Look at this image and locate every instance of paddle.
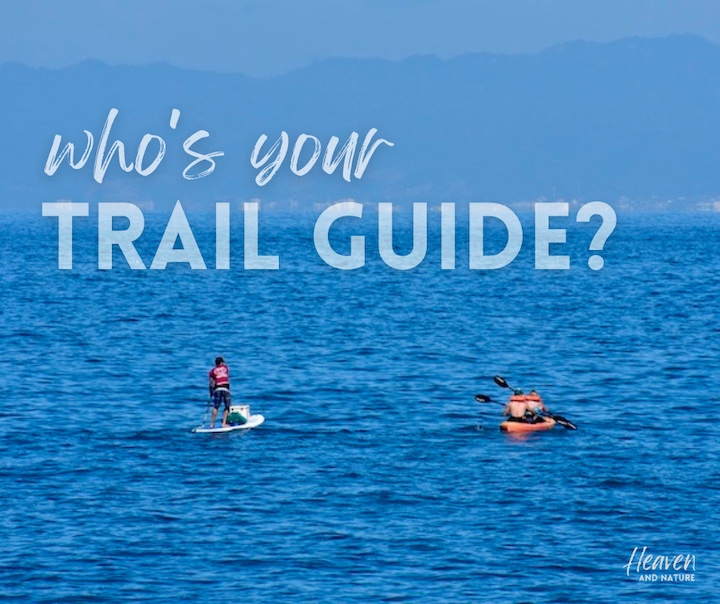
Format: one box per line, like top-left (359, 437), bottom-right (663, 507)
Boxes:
top-left (202, 397), bottom-right (213, 427)
top-left (474, 394), bottom-right (494, 404)
top-left (493, 376), bottom-right (517, 392)
top-left (492, 375), bottom-right (578, 430)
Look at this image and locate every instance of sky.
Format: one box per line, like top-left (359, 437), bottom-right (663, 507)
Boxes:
top-left (2, 0), bottom-right (720, 76)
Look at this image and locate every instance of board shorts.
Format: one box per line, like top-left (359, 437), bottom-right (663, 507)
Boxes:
top-left (212, 387), bottom-right (231, 410)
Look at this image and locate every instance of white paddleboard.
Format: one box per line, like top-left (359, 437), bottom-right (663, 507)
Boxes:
top-left (192, 414), bottom-right (265, 434)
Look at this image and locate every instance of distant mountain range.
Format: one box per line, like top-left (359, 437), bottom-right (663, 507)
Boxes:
top-left (2, 34), bottom-right (720, 211)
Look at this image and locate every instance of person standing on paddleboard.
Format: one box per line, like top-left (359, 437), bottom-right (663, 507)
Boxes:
top-left (209, 356), bottom-right (231, 428)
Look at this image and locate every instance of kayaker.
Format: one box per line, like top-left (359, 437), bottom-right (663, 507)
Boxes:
top-left (525, 390), bottom-right (548, 416)
top-left (503, 390), bottom-right (529, 422)
top-left (209, 356), bottom-right (231, 428)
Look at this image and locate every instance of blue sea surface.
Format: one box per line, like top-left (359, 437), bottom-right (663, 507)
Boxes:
top-left (0, 207), bottom-right (718, 603)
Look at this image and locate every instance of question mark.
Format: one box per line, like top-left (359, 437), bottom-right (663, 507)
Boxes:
top-left (576, 202), bottom-right (617, 270)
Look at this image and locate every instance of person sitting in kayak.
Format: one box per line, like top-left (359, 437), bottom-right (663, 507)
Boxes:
top-left (525, 390), bottom-right (548, 416)
top-left (503, 389), bottom-right (547, 424)
top-left (503, 390), bottom-right (529, 422)
top-left (209, 356), bottom-right (231, 428)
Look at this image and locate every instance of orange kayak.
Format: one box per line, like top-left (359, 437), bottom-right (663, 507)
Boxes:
top-left (500, 417), bottom-right (556, 433)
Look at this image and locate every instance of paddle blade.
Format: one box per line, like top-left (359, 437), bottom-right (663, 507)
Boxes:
top-left (493, 376), bottom-right (510, 389)
top-left (551, 414), bottom-right (578, 430)
top-left (474, 394), bottom-right (492, 403)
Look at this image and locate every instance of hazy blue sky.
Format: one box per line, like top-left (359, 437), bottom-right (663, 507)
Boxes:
top-left (2, 0), bottom-right (720, 75)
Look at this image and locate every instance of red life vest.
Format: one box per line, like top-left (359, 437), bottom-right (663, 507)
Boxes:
top-left (209, 364), bottom-right (230, 387)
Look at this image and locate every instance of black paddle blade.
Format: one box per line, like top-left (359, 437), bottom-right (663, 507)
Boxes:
top-left (493, 376), bottom-right (510, 389)
top-left (551, 414), bottom-right (578, 430)
top-left (474, 394), bottom-right (492, 403)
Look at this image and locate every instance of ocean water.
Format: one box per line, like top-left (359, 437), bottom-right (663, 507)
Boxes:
top-left (0, 207), bottom-right (718, 603)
